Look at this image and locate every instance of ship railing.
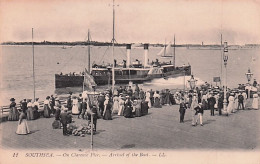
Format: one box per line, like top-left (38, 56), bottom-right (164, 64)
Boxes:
top-left (115, 74), bottom-right (148, 79)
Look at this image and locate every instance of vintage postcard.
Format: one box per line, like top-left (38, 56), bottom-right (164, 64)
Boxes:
top-left (0, 0), bottom-right (260, 163)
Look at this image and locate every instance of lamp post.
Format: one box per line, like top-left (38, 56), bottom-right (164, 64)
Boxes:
top-left (188, 74), bottom-right (197, 91)
top-left (245, 68), bottom-right (253, 99)
top-left (91, 85), bottom-right (96, 150)
top-left (223, 41), bottom-right (228, 115)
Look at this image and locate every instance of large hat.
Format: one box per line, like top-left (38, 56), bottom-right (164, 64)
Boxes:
top-left (10, 98), bottom-right (15, 101)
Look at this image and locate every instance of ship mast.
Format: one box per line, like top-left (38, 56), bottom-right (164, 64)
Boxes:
top-left (83, 29), bottom-right (91, 91)
top-left (32, 28), bottom-right (35, 101)
top-left (173, 34), bottom-right (176, 67)
top-left (164, 39), bottom-right (166, 57)
top-left (88, 29), bottom-right (91, 73)
top-left (112, 0), bottom-right (115, 93)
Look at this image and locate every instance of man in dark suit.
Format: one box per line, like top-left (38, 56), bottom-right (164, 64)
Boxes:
top-left (208, 94), bottom-right (216, 116)
top-left (97, 94), bottom-right (105, 116)
top-left (21, 99), bottom-right (28, 113)
top-left (87, 105), bottom-right (98, 131)
top-left (81, 98), bottom-right (88, 119)
top-left (238, 92), bottom-right (244, 110)
top-left (50, 95), bottom-right (55, 114)
top-left (67, 95), bottom-right (72, 111)
top-left (179, 98), bottom-right (187, 123)
top-left (60, 109), bottom-right (69, 136)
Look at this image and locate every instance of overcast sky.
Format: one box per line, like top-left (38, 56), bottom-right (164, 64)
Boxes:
top-left (0, 0), bottom-right (260, 44)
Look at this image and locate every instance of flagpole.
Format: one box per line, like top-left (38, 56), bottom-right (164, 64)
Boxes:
top-left (220, 33), bottom-right (223, 87)
top-left (32, 28), bottom-right (35, 101)
top-left (112, 0), bottom-right (115, 94)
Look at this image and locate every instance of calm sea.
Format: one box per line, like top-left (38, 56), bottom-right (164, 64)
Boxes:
top-left (1, 45), bottom-right (259, 105)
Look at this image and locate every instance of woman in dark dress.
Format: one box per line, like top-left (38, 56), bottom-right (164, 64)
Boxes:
top-left (43, 96), bottom-right (51, 118)
top-left (164, 89), bottom-right (171, 105)
top-left (8, 98), bottom-right (19, 121)
top-left (169, 93), bottom-right (176, 105)
top-left (103, 97), bottom-right (112, 120)
top-left (32, 98), bottom-right (40, 119)
top-left (141, 100), bottom-right (149, 116)
top-left (124, 96), bottom-right (133, 118)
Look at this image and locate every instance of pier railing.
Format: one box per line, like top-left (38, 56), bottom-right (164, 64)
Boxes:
top-left (0, 99), bottom-right (68, 116)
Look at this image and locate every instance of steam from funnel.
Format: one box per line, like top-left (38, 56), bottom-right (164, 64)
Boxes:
top-left (144, 43), bottom-right (149, 67)
top-left (126, 44), bottom-right (131, 68)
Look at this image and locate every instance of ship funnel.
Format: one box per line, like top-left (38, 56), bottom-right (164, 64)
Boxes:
top-left (126, 44), bottom-right (131, 68)
top-left (144, 43), bottom-right (149, 67)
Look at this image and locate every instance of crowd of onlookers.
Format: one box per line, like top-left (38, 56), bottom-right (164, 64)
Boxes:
top-left (6, 82), bottom-right (259, 135)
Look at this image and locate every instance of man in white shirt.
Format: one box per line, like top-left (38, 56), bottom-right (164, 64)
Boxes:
top-left (242, 91), bottom-right (247, 108)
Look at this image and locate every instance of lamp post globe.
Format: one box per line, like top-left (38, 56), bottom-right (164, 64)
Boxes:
top-left (245, 68), bottom-right (253, 84)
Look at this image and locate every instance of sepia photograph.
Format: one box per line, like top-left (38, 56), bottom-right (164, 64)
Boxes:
top-left (0, 0), bottom-right (260, 163)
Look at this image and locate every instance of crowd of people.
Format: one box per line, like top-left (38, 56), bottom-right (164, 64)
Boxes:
top-left (6, 82), bottom-right (259, 136)
top-left (177, 85), bottom-right (259, 126)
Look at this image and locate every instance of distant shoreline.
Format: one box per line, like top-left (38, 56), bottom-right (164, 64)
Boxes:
top-left (1, 41), bottom-right (260, 48)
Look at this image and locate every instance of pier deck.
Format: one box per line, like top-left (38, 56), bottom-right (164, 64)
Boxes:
top-left (1, 103), bottom-right (259, 150)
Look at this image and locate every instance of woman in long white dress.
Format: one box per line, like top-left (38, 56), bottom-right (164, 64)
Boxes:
top-left (118, 95), bottom-right (125, 116)
top-left (233, 93), bottom-right (238, 112)
top-left (227, 93), bottom-right (234, 114)
top-left (252, 93), bottom-right (259, 110)
top-left (175, 92), bottom-right (180, 104)
top-left (112, 95), bottom-right (120, 114)
top-left (72, 96), bottom-right (80, 115)
top-left (16, 110), bottom-right (30, 135)
top-left (145, 90), bottom-right (151, 108)
top-left (214, 94), bottom-right (219, 109)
